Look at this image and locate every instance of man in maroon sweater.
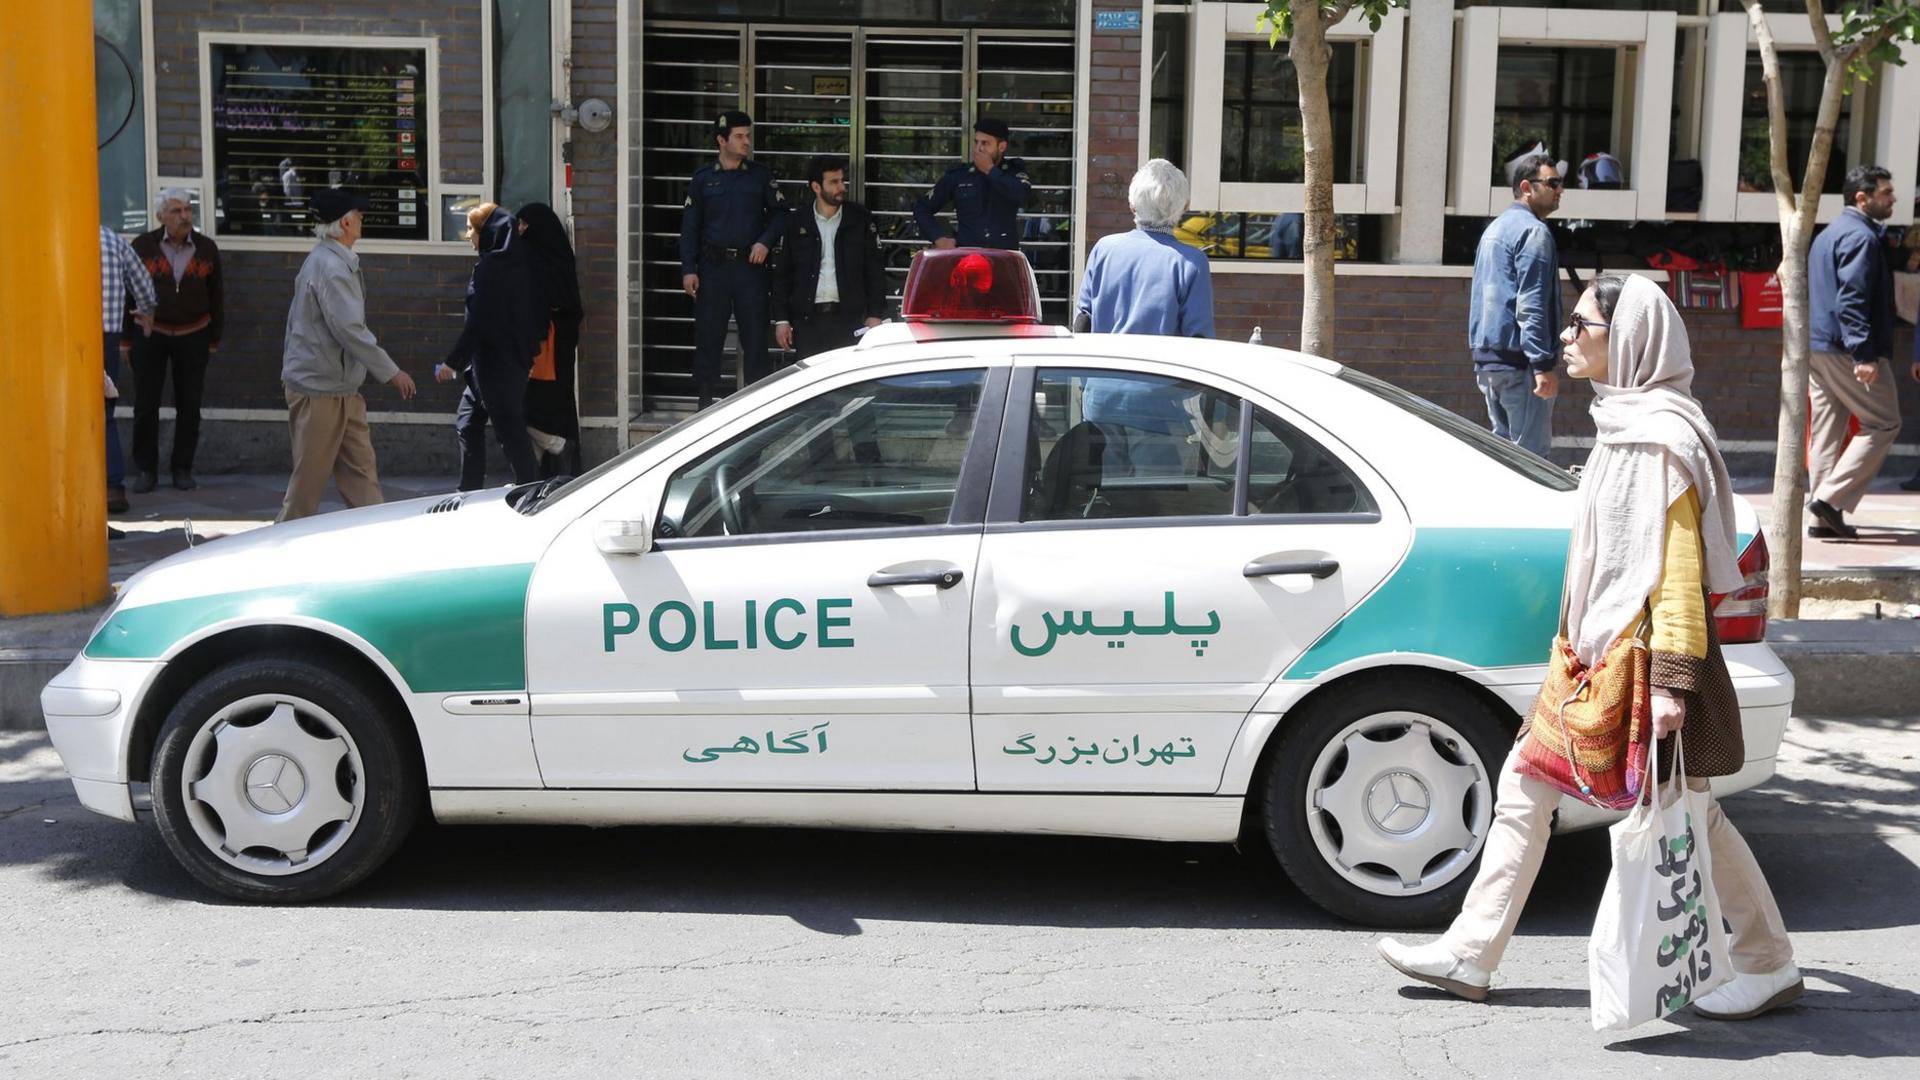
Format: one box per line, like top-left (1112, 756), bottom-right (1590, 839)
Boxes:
top-left (126, 188), bottom-right (223, 492)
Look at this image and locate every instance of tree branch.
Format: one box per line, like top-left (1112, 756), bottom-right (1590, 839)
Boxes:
top-left (1744, 1), bottom-right (1798, 224)
top-left (1803, 0), bottom-right (1835, 62)
top-left (1327, 0), bottom-right (1356, 25)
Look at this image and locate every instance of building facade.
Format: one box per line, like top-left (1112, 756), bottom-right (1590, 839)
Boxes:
top-left (95, 0), bottom-right (1920, 476)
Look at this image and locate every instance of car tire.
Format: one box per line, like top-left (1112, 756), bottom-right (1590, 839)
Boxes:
top-left (149, 655), bottom-right (421, 902)
top-left (1261, 675), bottom-right (1512, 928)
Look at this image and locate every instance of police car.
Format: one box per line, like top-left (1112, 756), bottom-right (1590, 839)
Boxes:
top-left (42, 248), bottom-right (1791, 924)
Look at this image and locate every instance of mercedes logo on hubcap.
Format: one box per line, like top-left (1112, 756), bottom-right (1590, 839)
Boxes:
top-left (244, 754), bottom-right (307, 815)
top-left (1365, 771), bottom-right (1432, 835)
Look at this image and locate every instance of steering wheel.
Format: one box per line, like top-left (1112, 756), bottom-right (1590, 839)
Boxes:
top-left (713, 464), bottom-right (746, 535)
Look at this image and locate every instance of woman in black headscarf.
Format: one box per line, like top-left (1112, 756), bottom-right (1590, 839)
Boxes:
top-left (515, 202), bottom-right (585, 477)
top-left (436, 203), bottom-right (543, 488)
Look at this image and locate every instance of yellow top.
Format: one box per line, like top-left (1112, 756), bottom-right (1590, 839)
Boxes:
top-left (1645, 485), bottom-right (1709, 660)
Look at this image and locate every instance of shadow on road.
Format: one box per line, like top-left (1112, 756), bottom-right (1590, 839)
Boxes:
top-left (1606, 968), bottom-right (1920, 1060)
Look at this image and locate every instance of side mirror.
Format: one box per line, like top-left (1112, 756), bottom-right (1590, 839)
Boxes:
top-left (594, 518), bottom-right (652, 557)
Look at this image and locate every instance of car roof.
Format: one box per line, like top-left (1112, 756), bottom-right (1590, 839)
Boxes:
top-left (844, 323), bottom-right (1346, 383)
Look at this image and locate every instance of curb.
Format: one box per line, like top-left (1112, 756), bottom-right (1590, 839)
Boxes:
top-left (7, 619), bottom-right (1917, 732)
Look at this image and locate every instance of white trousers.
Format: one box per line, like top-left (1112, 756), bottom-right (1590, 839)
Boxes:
top-left (1439, 745), bottom-right (1794, 975)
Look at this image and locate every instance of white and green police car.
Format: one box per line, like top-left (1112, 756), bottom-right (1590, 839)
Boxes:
top-left (42, 248), bottom-right (1790, 924)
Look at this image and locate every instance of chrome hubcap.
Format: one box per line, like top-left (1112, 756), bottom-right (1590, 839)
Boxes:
top-left (1306, 711), bottom-right (1493, 897)
top-left (181, 694), bottom-right (365, 876)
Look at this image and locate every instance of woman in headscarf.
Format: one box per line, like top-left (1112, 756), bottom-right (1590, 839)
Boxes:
top-left (515, 202), bottom-right (585, 477)
top-left (1376, 275), bottom-right (1800, 1020)
top-left (435, 203), bottom-right (542, 489)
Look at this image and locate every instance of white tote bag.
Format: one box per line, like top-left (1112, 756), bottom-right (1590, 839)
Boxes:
top-left (1588, 734), bottom-right (1733, 1031)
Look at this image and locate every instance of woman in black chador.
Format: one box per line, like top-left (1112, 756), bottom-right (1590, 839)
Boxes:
top-left (438, 203), bottom-right (542, 488)
top-left (515, 202), bottom-right (585, 477)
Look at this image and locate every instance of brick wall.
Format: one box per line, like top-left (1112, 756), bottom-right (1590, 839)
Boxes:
top-left (1086, 3), bottom-right (1145, 255)
top-left (570, 0), bottom-right (619, 422)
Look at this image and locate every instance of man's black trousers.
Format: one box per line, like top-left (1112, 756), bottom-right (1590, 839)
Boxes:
top-left (129, 328), bottom-right (212, 475)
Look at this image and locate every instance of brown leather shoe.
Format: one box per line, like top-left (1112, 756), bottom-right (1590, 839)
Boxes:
top-left (107, 486), bottom-right (129, 514)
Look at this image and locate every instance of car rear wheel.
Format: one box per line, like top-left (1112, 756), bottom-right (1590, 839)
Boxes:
top-left (1261, 676), bottom-right (1509, 927)
top-left (149, 656), bottom-right (420, 902)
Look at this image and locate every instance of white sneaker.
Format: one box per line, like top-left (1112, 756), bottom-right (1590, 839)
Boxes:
top-left (526, 425), bottom-right (566, 457)
top-left (1692, 964), bottom-right (1804, 1020)
top-left (1377, 937), bottom-right (1492, 1002)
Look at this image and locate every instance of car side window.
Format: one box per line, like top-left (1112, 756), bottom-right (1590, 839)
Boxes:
top-left (655, 369), bottom-right (987, 539)
top-left (1022, 369), bottom-right (1242, 522)
top-left (1247, 406), bottom-right (1376, 517)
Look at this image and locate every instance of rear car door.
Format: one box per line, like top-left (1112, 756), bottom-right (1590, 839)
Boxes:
top-left (969, 359), bottom-right (1412, 793)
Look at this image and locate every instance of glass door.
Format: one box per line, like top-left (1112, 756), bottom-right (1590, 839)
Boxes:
top-left (639, 26), bottom-right (746, 405)
top-left (636, 23), bottom-right (1077, 412)
top-left (752, 30), bottom-right (855, 208)
top-left (975, 34), bottom-right (1075, 326)
top-left (861, 33), bottom-right (968, 311)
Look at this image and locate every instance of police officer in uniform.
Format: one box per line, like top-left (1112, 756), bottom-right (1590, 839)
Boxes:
top-left (679, 110), bottom-right (786, 407)
top-left (913, 116), bottom-right (1031, 251)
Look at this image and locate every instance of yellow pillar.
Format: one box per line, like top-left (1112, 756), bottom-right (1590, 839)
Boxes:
top-left (0, 1), bottom-right (108, 614)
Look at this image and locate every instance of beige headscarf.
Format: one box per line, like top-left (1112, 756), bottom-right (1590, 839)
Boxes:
top-left (1562, 275), bottom-right (1743, 666)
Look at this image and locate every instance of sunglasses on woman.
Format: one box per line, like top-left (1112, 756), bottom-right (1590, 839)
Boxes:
top-left (1565, 313), bottom-right (1608, 338)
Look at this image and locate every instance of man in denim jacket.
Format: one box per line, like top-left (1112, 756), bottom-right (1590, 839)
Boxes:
top-left (1468, 155), bottom-right (1564, 458)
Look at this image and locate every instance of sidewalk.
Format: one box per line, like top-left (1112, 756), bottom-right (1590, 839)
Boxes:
top-left (3, 474), bottom-right (1918, 728)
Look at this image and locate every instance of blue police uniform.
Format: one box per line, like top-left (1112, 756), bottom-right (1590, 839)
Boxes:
top-left (912, 157), bottom-right (1032, 250)
top-left (678, 158), bottom-right (786, 399)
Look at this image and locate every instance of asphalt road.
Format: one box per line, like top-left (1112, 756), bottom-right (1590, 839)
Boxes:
top-left (2, 716), bottom-right (1916, 1079)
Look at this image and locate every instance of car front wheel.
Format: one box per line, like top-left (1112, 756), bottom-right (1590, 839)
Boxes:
top-left (1262, 676), bottom-right (1510, 927)
top-left (149, 655), bottom-right (420, 902)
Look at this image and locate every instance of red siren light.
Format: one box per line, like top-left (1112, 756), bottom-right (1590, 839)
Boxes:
top-left (899, 247), bottom-right (1041, 323)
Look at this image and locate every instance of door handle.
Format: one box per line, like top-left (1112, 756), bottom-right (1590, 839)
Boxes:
top-left (1244, 559), bottom-right (1339, 580)
top-left (868, 567), bottom-right (965, 590)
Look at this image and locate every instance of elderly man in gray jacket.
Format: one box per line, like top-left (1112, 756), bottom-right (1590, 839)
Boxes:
top-left (278, 190), bottom-right (417, 521)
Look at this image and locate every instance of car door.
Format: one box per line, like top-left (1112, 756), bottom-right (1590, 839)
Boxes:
top-left (969, 360), bottom-right (1412, 793)
top-left (525, 358), bottom-right (1005, 789)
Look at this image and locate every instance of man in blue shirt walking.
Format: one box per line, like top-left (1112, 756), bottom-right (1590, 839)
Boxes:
top-left (1468, 155), bottom-right (1563, 458)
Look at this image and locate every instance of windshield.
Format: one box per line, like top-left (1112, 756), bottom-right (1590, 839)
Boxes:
top-left (1338, 368), bottom-right (1578, 492)
top-left (523, 363), bottom-right (811, 514)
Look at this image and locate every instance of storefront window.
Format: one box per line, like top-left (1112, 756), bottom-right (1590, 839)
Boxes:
top-left (642, 0), bottom-right (1068, 24)
top-left (95, 0), bottom-right (147, 233)
top-left (1149, 13), bottom-right (1188, 169)
top-left (1490, 46), bottom-right (1621, 187)
top-left (1220, 41), bottom-right (1358, 185)
top-left (494, 0), bottom-right (552, 213)
top-left (1740, 52), bottom-right (1853, 195)
top-left (208, 41), bottom-right (432, 241)
top-left (1180, 212), bottom-right (1376, 263)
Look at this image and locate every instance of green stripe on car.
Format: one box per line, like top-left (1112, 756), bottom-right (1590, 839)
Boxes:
top-left (1283, 529), bottom-right (1567, 680)
top-left (85, 564), bottom-right (536, 693)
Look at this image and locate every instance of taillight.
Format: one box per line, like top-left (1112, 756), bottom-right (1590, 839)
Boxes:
top-left (1712, 530), bottom-right (1769, 643)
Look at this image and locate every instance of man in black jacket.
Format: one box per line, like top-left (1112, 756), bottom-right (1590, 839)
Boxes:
top-left (772, 155), bottom-right (890, 362)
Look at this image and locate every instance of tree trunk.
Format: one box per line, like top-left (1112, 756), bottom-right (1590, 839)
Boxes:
top-left (1767, 245), bottom-right (1809, 618)
top-left (1291, 4), bottom-right (1338, 358)
top-left (1750, 0), bottom-right (1859, 619)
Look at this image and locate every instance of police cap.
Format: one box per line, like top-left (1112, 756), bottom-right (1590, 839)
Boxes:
top-left (973, 116), bottom-right (1011, 142)
top-left (309, 187), bottom-right (370, 224)
top-left (713, 110), bottom-right (754, 138)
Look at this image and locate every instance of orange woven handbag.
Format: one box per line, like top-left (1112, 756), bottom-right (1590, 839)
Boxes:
top-left (1516, 608), bottom-right (1652, 810)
